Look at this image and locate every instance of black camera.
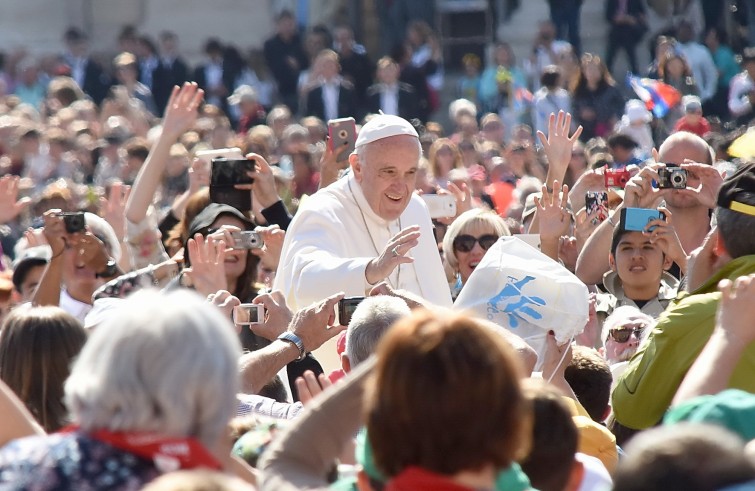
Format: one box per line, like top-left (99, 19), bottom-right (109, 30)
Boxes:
top-left (59, 212), bottom-right (86, 233)
top-left (210, 158), bottom-right (255, 213)
top-left (657, 166), bottom-right (687, 189)
top-left (338, 296), bottom-right (365, 326)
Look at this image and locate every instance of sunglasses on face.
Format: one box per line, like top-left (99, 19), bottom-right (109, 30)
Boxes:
top-left (453, 234), bottom-right (499, 253)
top-left (608, 327), bottom-right (643, 343)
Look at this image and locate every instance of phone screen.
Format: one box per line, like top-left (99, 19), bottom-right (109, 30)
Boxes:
top-left (211, 159), bottom-right (255, 187)
top-left (210, 158), bottom-right (255, 213)
top-left (338, 296), bottom-right (365, 326)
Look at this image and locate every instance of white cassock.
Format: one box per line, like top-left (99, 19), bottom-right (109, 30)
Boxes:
top-left (274, 173), bottom-right (452, 310)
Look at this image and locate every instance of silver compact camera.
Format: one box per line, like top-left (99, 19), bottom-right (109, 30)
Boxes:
top-left (230, 231), bottom-right (263, 250)
top-left (657, 166), bottom-right (687, 189)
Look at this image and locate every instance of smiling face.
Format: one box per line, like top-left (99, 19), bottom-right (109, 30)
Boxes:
top-left (350, 135), bottom-right (420, 221)
top-left (211, 215), bottom-right (249, 280)
top-left (454, 222), bottom-right (499, 284)
top-left (604, 314), bottom-right (649, 363)
top-left (62, 243), bottom-right (99, 298)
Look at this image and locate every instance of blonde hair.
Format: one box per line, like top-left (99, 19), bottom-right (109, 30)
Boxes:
top-left (442, 208), bottom-right (510, 281)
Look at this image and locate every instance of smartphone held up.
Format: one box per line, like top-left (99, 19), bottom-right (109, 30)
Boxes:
top-left (233, 303), bottom-right (264, 325)
top-left (328, 117), bottom-right (356, 162)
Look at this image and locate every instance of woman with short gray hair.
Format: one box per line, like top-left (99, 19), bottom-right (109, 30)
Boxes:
top-left (0, 289), bottom-right (250, 489)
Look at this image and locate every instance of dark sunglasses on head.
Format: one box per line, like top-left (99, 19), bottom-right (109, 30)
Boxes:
top-left (453, 234), bottom-right (499, 253)
top-left (609, 327), bottom-right (643, 343)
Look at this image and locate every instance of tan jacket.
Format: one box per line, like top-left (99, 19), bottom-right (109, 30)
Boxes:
top-left (596, 270), bottom-right (679, 320)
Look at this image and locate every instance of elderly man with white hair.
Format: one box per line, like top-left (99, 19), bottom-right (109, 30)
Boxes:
top-left (274, 114), bottom-right (452, 315)
top-left (341, 296), bottom-right (411, 372)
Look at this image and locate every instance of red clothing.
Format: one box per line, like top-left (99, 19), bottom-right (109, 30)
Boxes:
top-left (673, 117), bottom-right (710, 137)
top-left (292, 172), bottom-right (320, 199)
top-left (386, 467), bottom-right (481, 491)
top-left (485, 181), bottom-right (516, 216)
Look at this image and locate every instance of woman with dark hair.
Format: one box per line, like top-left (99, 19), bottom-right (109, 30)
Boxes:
top-left (657, 53), bottom-right (699, 127)
top-left (571, 54), bottom-right (625, 141)
top-left (0, 307), bottom-right (87, 432)
top-left (657, 53), bottom-right (699, 97)
top-left (182, 203), bottom-right (262, 326)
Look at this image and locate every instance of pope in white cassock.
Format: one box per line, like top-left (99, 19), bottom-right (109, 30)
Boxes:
top-left (274, 114), bottom-right (453, 310)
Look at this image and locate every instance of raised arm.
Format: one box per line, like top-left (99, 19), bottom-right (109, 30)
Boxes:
top-left (0, 176), bottom-right (31, 225)
top-left (32, 211), bottom-right (67, 307)
top-left (125, 83), bottom-right (203, 224)
top-left (239, 292), bottom-right (346, 394)
top-left (0, 378), bottom-right (45, 448)
top-left (537, 110), bottom-right (583, 191)
top-left (576, 163), bottom-right (667, 284)
top-left (258, 357), bottom-right (376, 491)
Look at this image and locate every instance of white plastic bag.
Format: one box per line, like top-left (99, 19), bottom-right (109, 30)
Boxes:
top-left (454, 236), bottom-right (589, 359)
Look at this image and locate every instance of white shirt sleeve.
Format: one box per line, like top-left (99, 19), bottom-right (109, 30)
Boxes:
top-left (273, 205), bottom-right (374, 311)
top-left (728, 73), bottom-right (753, 117)
top-left (698, 48), bottom-right (719, 101)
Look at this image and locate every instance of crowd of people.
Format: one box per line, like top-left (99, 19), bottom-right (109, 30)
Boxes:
top-left (4, 2), bottom-right (755, 490)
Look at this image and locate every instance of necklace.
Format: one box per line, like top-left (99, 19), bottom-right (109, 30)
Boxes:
top-left (348, 179), bottom-right (401, 289)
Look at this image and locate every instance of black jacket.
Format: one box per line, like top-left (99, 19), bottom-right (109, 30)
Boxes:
top-left (263, 34), bottom-right (309, 97)
top-left (366, 82), bottom-right (419, 121)
top-left (80, 58), bottom-right (111, 105)
top-left (152, 57), bottom-right (190, 114)
top-left (305, 80), bottom-right (359, 121)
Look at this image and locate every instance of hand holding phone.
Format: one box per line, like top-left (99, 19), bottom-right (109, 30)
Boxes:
top-left (585, 191), bottom-right (609, 225)
top-left (338, 296), bottom-right (365, 326)
top-left (421, 194), bottom-right (457, 219)
top-left (233, 303), bottom-right (264, 325)
top-left (328, 117), bottom-right (356, 163)
top-left (210, 158), bottom-right (255, 213)
top-left (620, 207), bottom-right (663, 232)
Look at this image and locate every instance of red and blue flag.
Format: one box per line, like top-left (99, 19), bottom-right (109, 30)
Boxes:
top-left (627, 74), bottom-right (681, 118)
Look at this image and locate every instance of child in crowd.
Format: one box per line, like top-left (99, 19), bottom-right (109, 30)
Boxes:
top-left (673, 95), bottom-right (711, 137)
top-left (596, 217), bottom-right (680, 323)
top-left (614, 99), bottom-right (654, 159)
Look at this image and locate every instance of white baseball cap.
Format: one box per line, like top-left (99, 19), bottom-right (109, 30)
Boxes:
top-left (355, 114), bottom-right (419, 148)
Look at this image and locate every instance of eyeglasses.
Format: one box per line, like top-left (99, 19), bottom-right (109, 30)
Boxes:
top-left (608, 327), bottom-right (643, 343)
top-left (453, 234), bottom-right (499, 253)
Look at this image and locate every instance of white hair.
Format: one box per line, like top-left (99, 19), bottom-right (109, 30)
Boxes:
top-left (448, 98), bottom-right (477, 122)
top-left (602, 305), bottom-right (654, 344)
top-left (65, 289), bottom-right (241, 448)
top-left (84, 212), bottom-right (121, 262)
top-left (345, 296), bottom-right (411, 367)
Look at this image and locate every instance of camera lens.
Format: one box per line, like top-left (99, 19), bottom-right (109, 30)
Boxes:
top-left (338, 130), bottom-right (348, 139)
top-left (671, 172), bottom-right (684, 185)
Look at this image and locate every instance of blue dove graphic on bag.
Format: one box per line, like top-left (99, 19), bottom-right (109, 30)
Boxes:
top-left (486, 275), bottom-right (546, 327)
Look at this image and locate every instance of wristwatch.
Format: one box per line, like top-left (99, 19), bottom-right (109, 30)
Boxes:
top-left (277, 332), bottom-right (306, 361)
top-left (96, 259), bottom-right (118, 278)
